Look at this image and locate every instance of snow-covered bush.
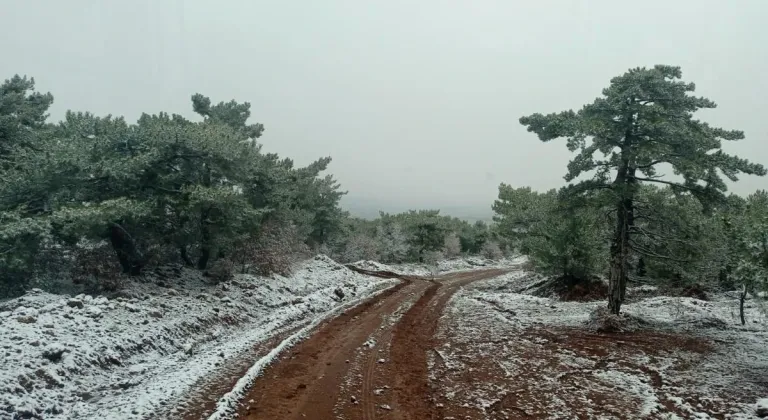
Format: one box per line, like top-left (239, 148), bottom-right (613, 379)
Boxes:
top-left (233, 220), bottom-right (310, 277)
top-left (423, 250), bottom-right (445, 265)
top-left (71, 243), bottom-right (125, 293)
top-left (375, 223), bottom-right (409, 263)
top-left (205, 258), bottom-right (235, 283)
top-left (339, 234), bottom-right (381, 264)
top-left (481, 241), bottom-right (503, 260)
top-left (443, 233), bottom-right (462, 258)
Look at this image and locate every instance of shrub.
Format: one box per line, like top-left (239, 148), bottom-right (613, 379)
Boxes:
top-left (205, 258), bottom-right (235, 284)
top-left (338, 234), bottom-right (380, 263)
top-left (234, 220), bottom-right (310, 277)
top-left (71, 243), bottom-right (125, 293)
top-left (443, 233), bottom-right (462, 258)
top-left (481, 241), bottom-right (503, 260)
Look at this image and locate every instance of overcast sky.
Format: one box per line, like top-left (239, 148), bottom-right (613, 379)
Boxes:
top-left (2, 0), bottom-right (767, 217)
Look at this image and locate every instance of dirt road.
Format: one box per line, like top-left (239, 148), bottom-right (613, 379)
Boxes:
top-left (235, 269), bottom-right (508, 420)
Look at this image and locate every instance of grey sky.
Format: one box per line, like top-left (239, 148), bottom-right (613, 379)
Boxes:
top-left (2, 0), bottom-right (767, 218)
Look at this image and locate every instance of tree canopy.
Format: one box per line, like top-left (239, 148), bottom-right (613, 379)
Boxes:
top-left (0, 75), bottom-right (348, 296)
top-left (519, 65), bottom-right (766, 313)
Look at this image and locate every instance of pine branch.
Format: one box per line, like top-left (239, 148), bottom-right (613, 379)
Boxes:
top-left (629, 239), bottom-right (691, 263)
top-left (629, 225), bottom-right (696, 245)
top-left (635, 160), bottom-right (665, 169)
top-left (634, 177), bottom-right (699, 192)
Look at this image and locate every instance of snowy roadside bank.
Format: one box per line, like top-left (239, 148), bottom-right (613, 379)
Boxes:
top-left (349, 255), bottom-right (527, 277)
top-left (0, 255), bottom-right (398, 420)
top-left (206, 279), bottom-right (403, 420)
top-left (434, 269), bottom-right (768, 419)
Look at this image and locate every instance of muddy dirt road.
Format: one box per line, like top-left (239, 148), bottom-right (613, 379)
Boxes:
top-left (234, 269), bottom-right (507, 420)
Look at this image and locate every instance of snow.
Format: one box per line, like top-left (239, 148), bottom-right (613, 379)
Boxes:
top-left (9, 252), bottom-right (763, 418)
top-left (756, 398), bottom-right (768, 417)
top-left (350, 255), bottom-right (527, 278)
top-left (206, 284), bottom-right (396, 420)
top-left (592, 370), bottom-right (659, 416)
top-left (349, 260), bottom-right (395, 273)
top-left (434, 267), bottom-right (768, 419)
top-left (0, 254), bottom-right (397, 420)
top-left (436, 256), bottom-right (525, 273)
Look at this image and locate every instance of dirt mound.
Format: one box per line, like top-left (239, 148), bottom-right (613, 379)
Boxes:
top-left (680, 284), bottom-right (709, 301)
top-left (586, 306), bottom-right (653, 333)
top-left (533, 275), bottom-right (608, 302)
top-left (674, 314), bottom-right (729, 330)
top-left (345, 264), bottom-right (426, 281)
top-left (626, 284), bottom-right (660, 300)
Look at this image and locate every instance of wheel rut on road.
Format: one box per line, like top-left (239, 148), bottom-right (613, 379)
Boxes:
top-left (235, 268), bottom-right (508, 420)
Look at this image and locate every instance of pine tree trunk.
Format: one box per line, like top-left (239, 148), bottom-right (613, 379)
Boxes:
top-left (197, 165), bottom-right (212, 270)
top-left (637, 257), bottom-right (647, 277)
top-left (608, 201), bottom-right (631, 315)
top-left (198, 247), bottom-right (210, 270)
top-left (198, 211), bottom-right (211, 270)
top-left (109, 223), bottom-right (144, 276)
top-left (179, 246), bottom-right (194, 267)
top-left (608, 156), bottom-right (635, 315)
top-left (740, 284), bottom-right (747, 325)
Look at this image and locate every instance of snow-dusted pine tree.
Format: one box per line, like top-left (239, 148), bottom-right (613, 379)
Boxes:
top-left (443, 233), bottom-right (462, 258)
top-left (376, 223), bottom-right (409, 263)
top-left (520, 65), bottom-right (766, 314)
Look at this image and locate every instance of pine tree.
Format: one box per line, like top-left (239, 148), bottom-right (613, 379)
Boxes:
top-left (0, 75), bottom-right (53, 162)
top-left (443, 233), bottom-right (462, 258)
top-left (731, 190), bottom-right (768, 324)
top-left (493, 185), bottom-right (608, 279)
top-left (376, 222), bottom-right (409, 263)
top-left (520, 65), bottom-right (765, 314)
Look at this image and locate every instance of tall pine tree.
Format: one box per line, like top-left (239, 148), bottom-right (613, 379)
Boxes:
top-left (520, 65), bottom-right (765, 314)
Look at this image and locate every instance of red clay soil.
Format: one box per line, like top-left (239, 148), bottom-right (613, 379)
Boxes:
top-left (431, 325), bottom-right (717, 419)
top-left (541, 275), bottom-right (609, 302)
top-left (169, 279), bottom-right (410, 420)
top-left (389, 269), bottom-right (509, 419)
top-left (233, 269), bottom-right (508, 420)
top-left (171, 325), bottom-right (303, 419)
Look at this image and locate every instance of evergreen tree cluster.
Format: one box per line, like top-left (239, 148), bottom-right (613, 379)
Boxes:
top-left (0, 75), bottom-right (347, 297)
top-left (328, 210), bottom-right (508, 264)
top-left (493, 65), bottom-right (767, 315)
top-left (0, 75), bottom-right (499, 298)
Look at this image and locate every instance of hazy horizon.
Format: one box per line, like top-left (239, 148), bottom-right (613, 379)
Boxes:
top-left (3, 0), bottom-right (767, 220)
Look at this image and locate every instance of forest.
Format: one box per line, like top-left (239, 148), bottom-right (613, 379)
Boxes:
top-left (0, 75), bottom-right (503, 298)
top-left (1, 65), bottom-right (766, 321)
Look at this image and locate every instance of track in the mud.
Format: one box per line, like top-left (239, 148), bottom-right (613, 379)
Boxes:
top-left (233, 269), bottom-right (507, 420)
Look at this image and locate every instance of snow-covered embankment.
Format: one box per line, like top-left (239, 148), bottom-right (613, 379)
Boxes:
top-left (0, 255), bottom-right (398, 420)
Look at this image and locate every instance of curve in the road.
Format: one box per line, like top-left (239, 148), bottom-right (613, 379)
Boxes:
top-left (234, 268), bottom-right (507, 420)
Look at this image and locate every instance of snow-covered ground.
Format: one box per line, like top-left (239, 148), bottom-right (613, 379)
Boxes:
top-left (14, 254), bottom-right (760, 419)
top-left (0, 255), bottom-right (398, 420)
top-left (350, 255), bottom-right (526, 277)
top-left (433, 270), bottom-right (768, 419)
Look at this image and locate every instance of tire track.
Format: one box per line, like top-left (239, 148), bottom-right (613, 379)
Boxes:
top-left (390, 269), bottom-right (509, 420)
top-left (361, 340), bottom-right (380, 420)
top-left (226, 268), bottom-right (507, 420)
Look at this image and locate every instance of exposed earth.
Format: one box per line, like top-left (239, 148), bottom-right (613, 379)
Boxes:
top-left (2, 258), bottom-right (766, 419)
top-left (181, 265), bottom-right (767, 419)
